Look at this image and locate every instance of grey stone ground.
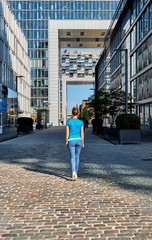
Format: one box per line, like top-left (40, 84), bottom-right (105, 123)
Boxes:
top-left (0, 127), bottom-right (152, 240)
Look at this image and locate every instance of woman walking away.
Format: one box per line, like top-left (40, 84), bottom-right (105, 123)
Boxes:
top-left (66, 107), bottom-right (84, 181)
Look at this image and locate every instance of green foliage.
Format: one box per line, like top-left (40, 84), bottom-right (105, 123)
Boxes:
top-left (116, 114), bottom-right (141, 129)
top-left (36, 108), bottom-right (48, 123)
top-left (89, 90), bottom-right (110, 119)
top-left (79, 109), bottom-right (92, 121)
top-left (89, 88), bottom-right (135, 127)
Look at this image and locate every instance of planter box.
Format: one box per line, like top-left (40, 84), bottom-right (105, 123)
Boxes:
top-left (104, 127), bottom-right (119, 138)
top-left (119, 129), bottom-right (140, 144)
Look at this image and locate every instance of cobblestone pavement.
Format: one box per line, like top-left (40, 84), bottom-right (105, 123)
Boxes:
top-left (0, 127), bottom-right (152, 240)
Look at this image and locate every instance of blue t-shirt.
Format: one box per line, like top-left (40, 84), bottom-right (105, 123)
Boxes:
top-left (66, 118), bottom-right (84, 142)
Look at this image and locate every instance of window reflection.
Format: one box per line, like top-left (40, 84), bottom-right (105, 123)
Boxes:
top-left (0, 85), bottom-right (17, 129)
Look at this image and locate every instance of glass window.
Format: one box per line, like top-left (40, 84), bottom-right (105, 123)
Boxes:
top-left (149, 69), bottom-right (152, 97)
top-left (103, 11), bottom-right (107, 19)
top-left (131, 79), bottom-right (137, 102)
top-left (88, 2), bottom-right (92, 10)
top-left (137, 17), bottom-right (143, 43)
top-left (77, 1), bottom-right (80, 10)
top-left (143, 7), bottom-right (149, 37)
top-left (93, 1), bottom-right (96, 10)
top-left (28, 40), bottom-right (33, 49)
top-left (138, 75), bottom-right (144, 101)
top-left (82, 1), bottom-right (85, 10)
top-left (34, 80), bottom-right (37, 87)
top-left (33, 20), bottom-right (37, 29)
top-left (31, 69), bottom-right (37, 78)
top-left (143, 72), bottom-right (148, 99)
top-left (74, 11), bottom-right (77, 19)
top-left (22, 11), bottom-right (27, 19)
top-left (150, 103), bottom-right (152, 129)
top-left (84, 1), bottom-right (88, 9)
top-left (51, 1), bottom-right (55, 9)
top-left (149, 35), bottom-right (152, 64)
top-left (73, 1), bottom-right (77, 9)
top-left (26, 2), bottom-right (30, 9)
top-left (137, 0), bottom-right (142, 15)
top-left (44, 1), bottom-right (48, 9)
top-left (139, 105), bottom-right (144, 128)
top-left (145, 104), bottom-right (150, 129)
top-left (107, 1), bottom-right (110, 10)
top-left (103, 1), bottom-right (106, 10)
top-left (150, 3), bottom-right (152, 30)
top-left (107, 11), bottom-right (110, 19)
top-left (29, 21), bottom-right (33, 29)
top-left (17, 2), bottom-right (21, 10)
top-left (33, 11), bottom-right (37, 19)
top-left (139, 45), bottom-right (143, 71)
top-left (143, 40), bottom-right (148, 68)
top-left (99, 1), bottom-right (103, 10)
top-left (131, 0), bottom-right (136, 24)
top-left (131, 26), bottom-right (136, 50)
top-left (34, 2), bottom-right (38, 9)
top-left (131, 53), bottom-right (136, 77)
top-left (9, 1), bottom-right (15, 10)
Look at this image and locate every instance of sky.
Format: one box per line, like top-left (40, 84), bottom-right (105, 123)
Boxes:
top-left (67, 84), bottom-right (94, 113)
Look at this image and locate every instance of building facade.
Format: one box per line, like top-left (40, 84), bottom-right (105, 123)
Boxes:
top-left (8, 0), bottom-right (119, 122)
top-left (61, 49), bottom-right (100, 78)
top-left (96, 0), bottom-right (152, 130)
top-left (0, 0), bottom-right (30, 140)
top-left (48, 19), bottom-right (112, 125)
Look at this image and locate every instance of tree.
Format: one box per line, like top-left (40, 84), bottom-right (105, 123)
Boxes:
top-left (89, 88), bottom-right (135, 128)
top-left (108, 89), bottom-right (126, 127)
top-left (79, 108), bottom-right (92, 121)
top-left (108, 89), bottom-right (135, 127)
top-left (36, 108), bottom-right (48, 128)
top-left (89, 89), bottom-right (110, 120)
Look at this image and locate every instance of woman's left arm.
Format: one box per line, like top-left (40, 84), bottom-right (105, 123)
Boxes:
top-left (66, 126), bottom-right (69, 149)
top-left (81, 126), bottom-right (84, 148)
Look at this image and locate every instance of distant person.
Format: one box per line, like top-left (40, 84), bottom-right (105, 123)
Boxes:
top-left (66, 107), bottom-right (84, 181)
top-left (92, 118), bottom-right (96, 133)
top-left (85, 119), bottom-right (88, 128)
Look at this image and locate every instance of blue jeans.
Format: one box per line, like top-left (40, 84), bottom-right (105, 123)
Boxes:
top-left (68, 140), bottom-right (82, 174)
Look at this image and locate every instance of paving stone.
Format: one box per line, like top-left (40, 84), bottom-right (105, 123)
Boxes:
top-left (0, 127), bottom-right (152, 239)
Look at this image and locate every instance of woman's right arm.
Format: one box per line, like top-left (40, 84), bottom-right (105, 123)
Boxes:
top-left (81, 126), bottom-right (84, 148)
top-left (66, 126), bottom-right (69, 149)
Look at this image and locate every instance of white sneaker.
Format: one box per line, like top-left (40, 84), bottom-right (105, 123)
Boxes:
top-left (72, 171), bottom-right (77, 181)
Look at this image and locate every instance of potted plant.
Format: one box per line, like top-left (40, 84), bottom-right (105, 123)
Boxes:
top-left (18, 117), bottom-right (33, 133)
top-left (116, 114), bottom-right (141, 144)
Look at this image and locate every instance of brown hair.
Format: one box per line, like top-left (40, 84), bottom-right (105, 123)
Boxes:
top-left (72, 107), bottom-right (79, 116)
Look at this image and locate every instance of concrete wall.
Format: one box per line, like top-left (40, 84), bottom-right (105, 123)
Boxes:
top-left (48, 20), bottom-right (111, 126)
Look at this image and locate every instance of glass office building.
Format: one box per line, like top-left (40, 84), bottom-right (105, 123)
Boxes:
top-left (8, 0), bottom-right (119, 110)
top-left (0, 0), bottom-right (30, 141)
top-left (95, 0), bottom-right (152, 130)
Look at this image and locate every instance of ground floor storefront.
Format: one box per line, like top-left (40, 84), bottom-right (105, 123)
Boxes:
top-left (136, 102), bottom-right (152, 130)
top-left (0, 85), bottom-right (18, 141)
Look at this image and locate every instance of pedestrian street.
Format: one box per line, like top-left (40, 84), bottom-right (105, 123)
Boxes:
top-left (0, 127), bottom-right (152, 239)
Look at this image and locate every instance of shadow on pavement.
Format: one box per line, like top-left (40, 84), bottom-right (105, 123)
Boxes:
top-left (0, 142), bottom-right (152, 195)
top-left (23, 166), bottom-right (72, 181)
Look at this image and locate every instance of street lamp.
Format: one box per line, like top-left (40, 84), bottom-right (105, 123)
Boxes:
top-left (113, 48), bottom-right (128, 114)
